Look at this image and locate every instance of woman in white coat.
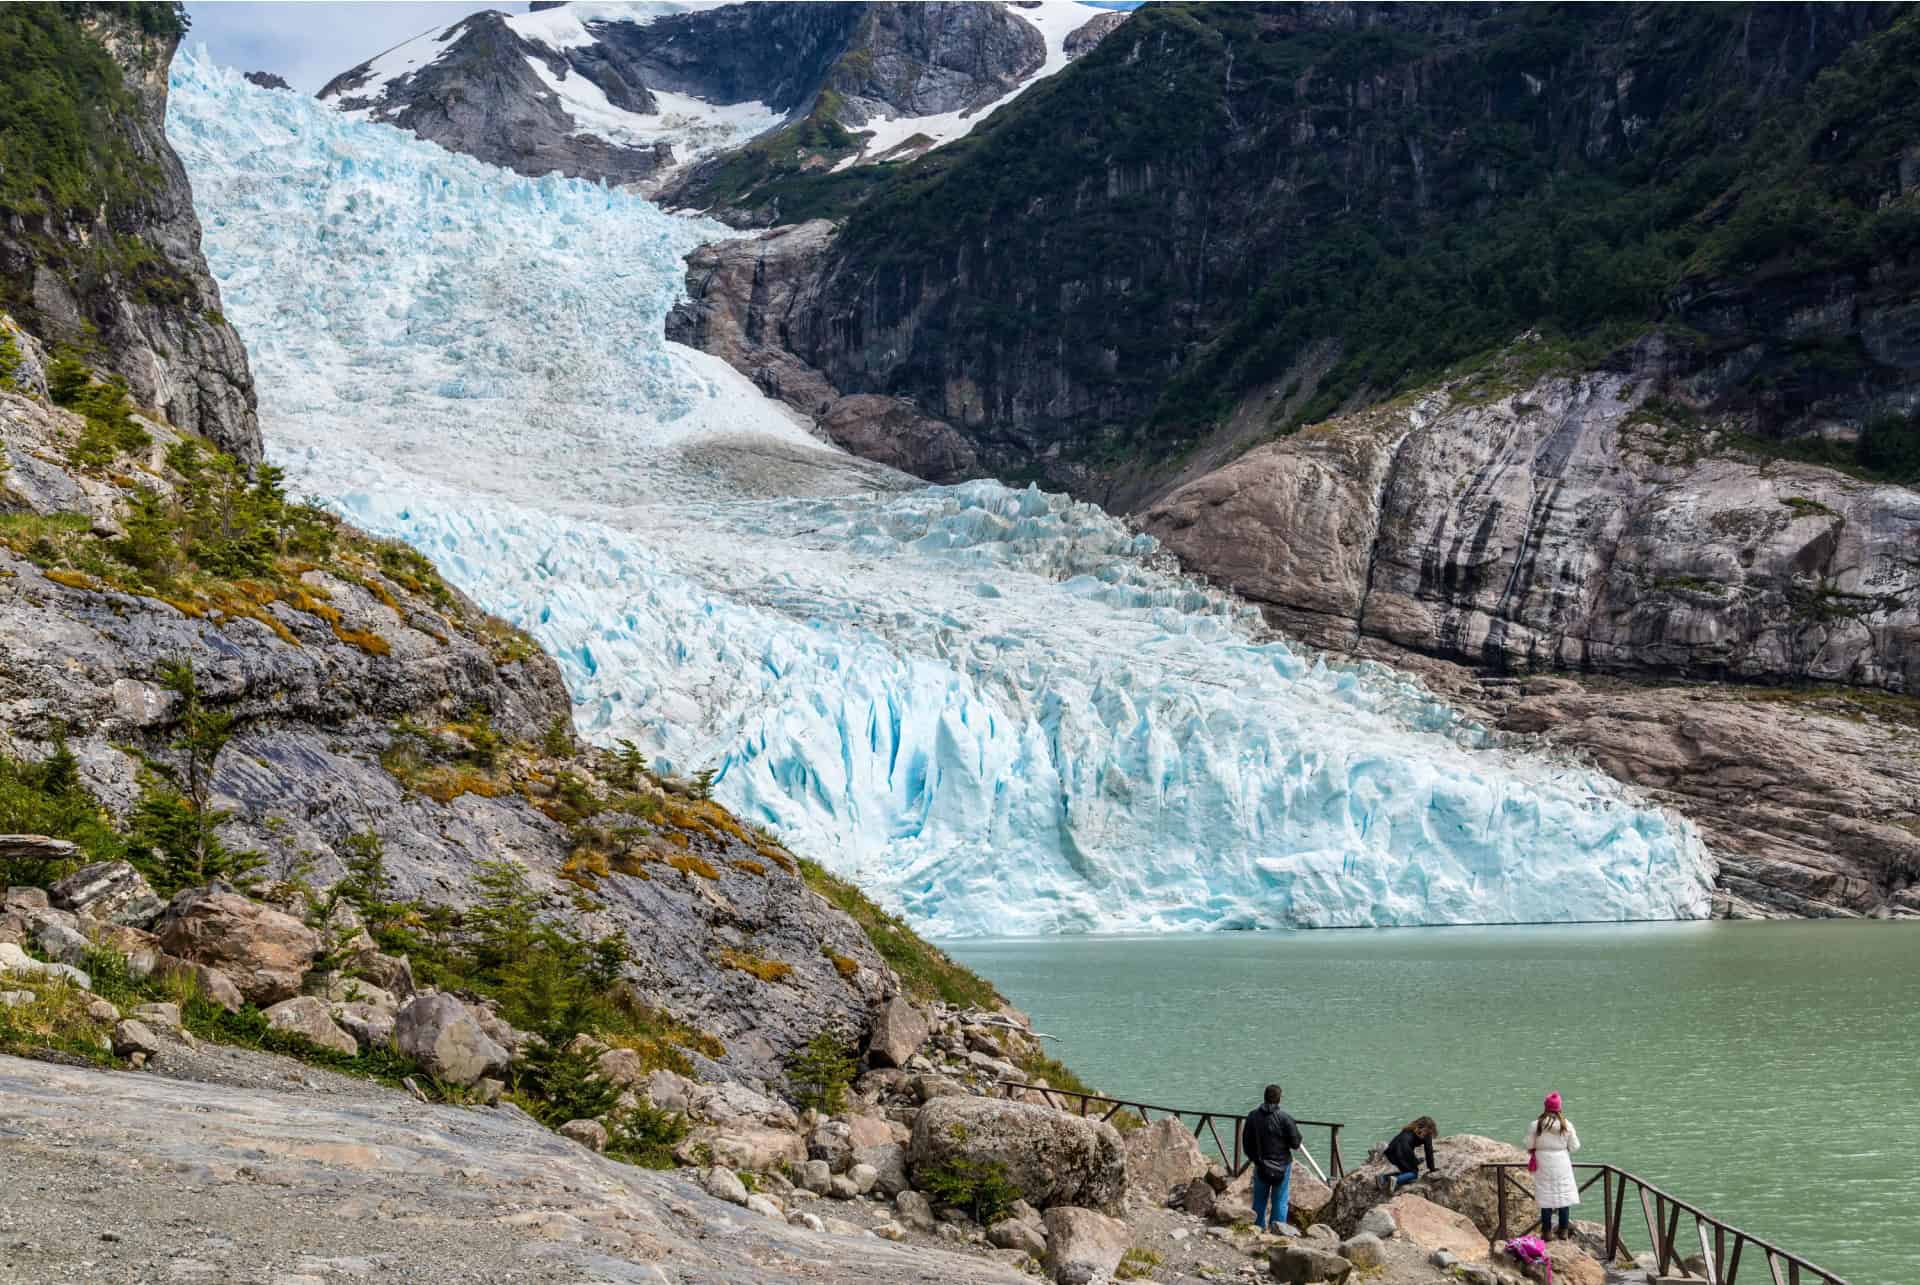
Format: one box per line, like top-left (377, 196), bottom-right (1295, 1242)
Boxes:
top-left (1524, 1091), bottom-right (1581, 1240)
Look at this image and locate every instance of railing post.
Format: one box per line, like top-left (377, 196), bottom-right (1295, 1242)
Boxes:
top-left (1602, 1169), bottom-right (1615, 1261)
top-left (1329, 1124), bottom-right (1344, 1180)
top-left (1496, 1168), bottom-right (1510, 1244)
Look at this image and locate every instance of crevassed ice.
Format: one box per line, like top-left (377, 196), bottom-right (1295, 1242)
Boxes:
top-left (167, 54), bottom-right (1717, 935)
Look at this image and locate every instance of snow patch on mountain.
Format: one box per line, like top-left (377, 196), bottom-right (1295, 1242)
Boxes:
top-left (524, 56), bottom-right (779, 159)
top-left (169, 54), bottom-right (1717, 935)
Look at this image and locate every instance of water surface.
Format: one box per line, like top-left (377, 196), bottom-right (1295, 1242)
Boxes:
top-left (949, 922), bottom-right (1919, 1283)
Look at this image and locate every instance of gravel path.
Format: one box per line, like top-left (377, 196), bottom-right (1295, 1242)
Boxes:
top-left (0, 1054), bottom-right (1027, 1284)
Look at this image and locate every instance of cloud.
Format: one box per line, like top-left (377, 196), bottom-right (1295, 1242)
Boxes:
top-left (183, 1), bottom-right (521, 94)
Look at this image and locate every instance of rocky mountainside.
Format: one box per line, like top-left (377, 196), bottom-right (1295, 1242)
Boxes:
top-left (0, 3), bottom-right (1025, 1088)
top-left (0, 3), bottom-right (256, 461)
top-left (691, 1), bottom-right (1917, 501)
top-left (315, 1), bottom-right (1127, 211)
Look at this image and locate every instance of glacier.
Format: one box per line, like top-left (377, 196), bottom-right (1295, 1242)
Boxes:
top-left (165, 54), bottom-right (1717, 936)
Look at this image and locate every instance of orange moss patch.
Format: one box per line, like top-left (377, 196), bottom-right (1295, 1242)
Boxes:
top-left (731, 859), bottom-right (767, 878)
top-left (331, 624), bottom-right (391, 656)
top-left (560, 849), bottom-right (610, 890)
top-left (413, 765), bottom-right (503, 804)
top-left (359, 576), bottom-right (401, 612)
top-left (716, 948), bottom-right (793, 984)
top-left (43, 569), bottom-right (96, 590)
top-left (666, 853), bottom-right (719, 880)
top-left (822, 949), bottom-right (859, 979)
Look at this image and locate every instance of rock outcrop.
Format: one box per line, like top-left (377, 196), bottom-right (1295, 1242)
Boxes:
top-left (0, 6), bottom-right (258, 460)
top-left (152, 887), bottom-right (321, 1006)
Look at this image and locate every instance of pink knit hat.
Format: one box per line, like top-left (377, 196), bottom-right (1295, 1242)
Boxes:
top-left (1544, 1092), bottom-right (1563, 1112)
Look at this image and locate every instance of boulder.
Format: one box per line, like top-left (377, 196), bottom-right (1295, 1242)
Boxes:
top-left (1357, 1205), bottom-right (1397, 1240)
top-left (356, 951), bottom-right (415, 998)
top-left (846, 1112), bottom-right (895, 1149)
top-left (322, 974), bottom-right (397, 1011)
top-left (34, 919), bottom-right (90, 965)
top-left (559, 1119), bottom-right (608, 1152)
top-left (676, 1125), bottom-right (806, 1172)
top-left (827, 1174), bottom-right (859, 1200)
top-left (595, 1047), bottom-right (646, 1087)
top-left (1326, 1134), bottom-right (1530, 1238)
top-left (1384, 1194), bottom-right (1486, 1263)
top-left (797, 1159), bottom-right (833, 1194)
top-left (85, 922), bottom-right (163, 979)
top-left (153, 955), bottom-right (242, 1011)
top-left (110, 1019), bottom-right (163, 1059)
top-left (152, 888), bottom-right (320, 1005)
top-left (332, 1001), bottom-right (396, 1053)
top-left (700, 1166), bottom-right (749, 1206)
top-left (745, 1193), bottom-right (784, 1220)
top-left (788, 1210), bottom-right (826, 1233)
top-left (1180, 1176), bottom-right (1216, 1219)
top-left (48, 861), bottom-right (163, 927)
top-left (1041, 1206), bottom-right (1128, 1282)
top-left (846, 1162), bottom-right (880, 1196)
top-left (895, 1190), bottom-right (936, 1231)
top-left (4, 886), bottom-right (50, 910)
top-left (988, 1217), bottom-right (1048, 1258)
top-left (0, 941), bottom-right (89, 989)
top-left (910, 1095), bottom-right (1127, 1213)
top-left (86, 998), bottom-right (120, 1022)
top-left (1123, 1117), bottom-right (1209, 1201)
top-left (868, 996), bottom-right (931, 1068)
top-left (1543, 1241), bottom-right (1607, 1285)
top-left (642, 1068), bottom-right (695, 1114)
top-left (808, 1118), bottom-right (856, 1172)
top-left (392, 993), bottom-right (509, 1085)
top-left (912, 1073), bottom-right (966, 1103)
top-left (691, 1079), bottom-right (799, 1130)
top-left (1290, 1166), bottom-right (1335, 1223)
top-left (1268, 1243), bottom-right (1354, 1284)
top-left (1338, 1233), bottom-right (1385, 1267)
top-left (262, 996), bottom-right (359, 1056)
top-left (853, 1143), bottom-right (911, 1198)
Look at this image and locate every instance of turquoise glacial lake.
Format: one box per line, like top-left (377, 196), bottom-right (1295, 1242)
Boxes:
top-left (949, 922), bottom-right (1920, 1283)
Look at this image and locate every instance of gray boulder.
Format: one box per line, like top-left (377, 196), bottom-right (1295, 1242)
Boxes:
top-left (1357, 1205), bottom-right (1398, 1240)
top-left (987, 1217), bottom-right (1047, 1258)
top-left (894, 1190), bottom-right (935, 1231)
top-left (263, 996), bottom-right (360, 1056)
top-left (797, 1158), bottom-right (833, 1194)
top-left (559, 1119), bottom-right (608, 1152)
top-left (34, 919), bottom-right (90, 966)
top-left (1338, 1233), bottom-right (1385, 1267)
top-left (853, 1143), bottom-right (911, 1197)
top-left (111, 1018), bottom-right (163, 1059)
top-left (867, 996), bottom-right (930, 1068)
top-left (701, 1165), bottom-right (749, 1207)
top-left (0, 941), bottom-right (89, 989)
top-left (1268, 1243), bottom-right (1354, 1284)
top-left (392, 993), bottom-right (509, 1085)
top-left (910, 1095), bottom-right (1127, 1214)
top-left (153, 887), bottom-right (320, 1005)
top-left (1041, 1206), bottom-right (1128, 1283)
top-left (332, 1001), bottom-right (396, 1053)
top-left (1123, 1116), bottom-right (1209, 1200)
top-left (49, 861), bottom-right (164, 927)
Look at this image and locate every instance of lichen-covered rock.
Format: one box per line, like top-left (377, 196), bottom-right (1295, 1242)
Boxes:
top-left (262, 996), bottom-right (358, 1056)
top-left (392, 993), bottom-right (509, 1085)
top-left (910, 1095), bottom-right (1127, 1214)
top-left (49, 861), bottom-right (164, 927)
top-left (1268, 1243), bottom-right (1354, 1284)
top-left (111, 1018), bottom-right (163, 1060)
top-left (152, 888), bottom-right (319, 1006)
top-left (559, 1119), bottom-right (608, 1152)
top-left (153, 955), bottom-right (243, 1013)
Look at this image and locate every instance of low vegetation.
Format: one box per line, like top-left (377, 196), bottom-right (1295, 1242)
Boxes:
top-left (913, 1155), bottom-right (1020, 1226)
top-left (784, 1029), bottom-right (855, 1115)
top-left (798, 857), bottom-right (1000, 1010)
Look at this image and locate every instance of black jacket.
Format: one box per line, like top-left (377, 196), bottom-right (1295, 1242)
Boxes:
top-left (1385, 1127), bottom-right (1435, 1175)
top-left (1243, 1103), bottom-right (1303, 1180)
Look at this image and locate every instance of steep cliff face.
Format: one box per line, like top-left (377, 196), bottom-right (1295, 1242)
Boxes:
top-left (723, 1), bottom-right (1915, 501)
top-left (0, 4), bottom-right (257, 461)
top-left (1143, 337), bottom-right (1920, 691)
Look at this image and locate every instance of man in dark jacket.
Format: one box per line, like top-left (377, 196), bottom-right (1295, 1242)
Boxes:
top-left (1243, 1084), bottom-right (1303, 1231)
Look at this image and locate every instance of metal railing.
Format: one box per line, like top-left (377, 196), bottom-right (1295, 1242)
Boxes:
top-left (1484, 1163), bottom-right (1848, 1285)
top-left (991, 1080), bottom-right (1346, 1181)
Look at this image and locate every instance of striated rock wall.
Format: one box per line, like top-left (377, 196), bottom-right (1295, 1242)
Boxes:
top-left (1142, 338), bottom-right (1920, 694)
top-left (0, 6), bottom-right (258, 461)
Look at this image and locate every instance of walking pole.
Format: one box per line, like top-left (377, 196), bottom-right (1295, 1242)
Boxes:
top-left (1296, 1143), bottom-right (1329, 1185)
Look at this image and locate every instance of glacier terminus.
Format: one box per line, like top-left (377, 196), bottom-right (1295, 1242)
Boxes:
top-left (167, 54), bottom-right (1716, 936)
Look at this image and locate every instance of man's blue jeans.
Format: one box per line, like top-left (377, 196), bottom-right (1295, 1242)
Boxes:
top-left (1252, 1164), bottom-right (1291, 1229)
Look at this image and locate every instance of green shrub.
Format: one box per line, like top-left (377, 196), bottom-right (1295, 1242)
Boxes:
top-left (0, 735), bottom-right (125, 883)
top-left (0, 329), bottom-right (19, 389)
top-left (913, 1156), bottom-right (1021, 1226)
top-left (126, 659), bottom-right (262, 895)
top-left (515, 1043), bottom-right (620, 1127)
top-left (48, 349), bottom-right (150, 468)
top-left (785, 1029), bottom-right (856, 1115)
top-left (607, 1101), bottom-right (690, 1169)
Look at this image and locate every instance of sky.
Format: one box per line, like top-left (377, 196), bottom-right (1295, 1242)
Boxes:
top-left (184, 1), bottom-right (523, 94)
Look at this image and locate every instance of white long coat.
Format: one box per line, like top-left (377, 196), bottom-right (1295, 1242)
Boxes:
top-left (1524, 1118), bottom-right (1582, 1209)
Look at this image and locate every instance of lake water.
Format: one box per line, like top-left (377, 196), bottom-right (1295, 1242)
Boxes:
top-left (948, 922), bottom-right (1920, 1283)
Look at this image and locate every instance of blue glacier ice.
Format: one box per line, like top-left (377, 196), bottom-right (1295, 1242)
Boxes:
top-left (166, 54), bottom-right (1717, 935)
